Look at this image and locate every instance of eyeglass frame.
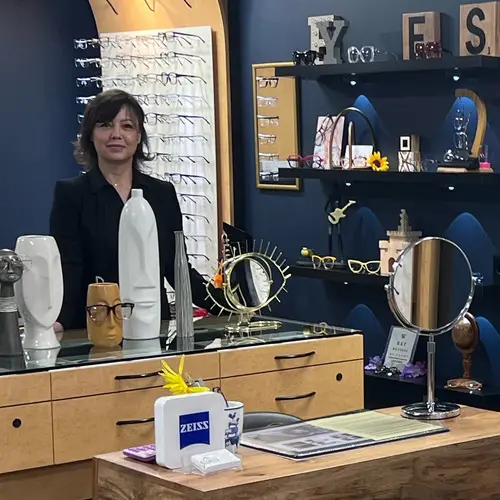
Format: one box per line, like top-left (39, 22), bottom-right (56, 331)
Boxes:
top-left (347, 260), bottom-right (381, 274)
top-left (86, 302), bottom-right (135, 323)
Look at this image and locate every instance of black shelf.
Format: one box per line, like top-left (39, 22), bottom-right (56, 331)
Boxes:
top-left (291, 263), bottom-right (388, 285)
top-left (275, 55), bottom-right (500, 80)
top-left (279, 168), bottom-right (500, 187)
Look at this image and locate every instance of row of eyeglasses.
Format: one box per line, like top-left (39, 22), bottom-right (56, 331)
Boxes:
top-left (76, 73), bottom-right (206, 88)
top-left (75, 52), bottom-right (205, 69)
top-left (73, 31), bottom-right (205, 50)
top-left (76, 93), bottom-right (208, 107)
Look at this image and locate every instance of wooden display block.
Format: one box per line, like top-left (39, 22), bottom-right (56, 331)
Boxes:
top-left (402, 11), bottom-right (441, 60)
top-left (460, 2), bottom-right (500, 56)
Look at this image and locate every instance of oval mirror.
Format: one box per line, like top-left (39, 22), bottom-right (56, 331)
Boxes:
top-left (386, 237), bottom-right (475, 420)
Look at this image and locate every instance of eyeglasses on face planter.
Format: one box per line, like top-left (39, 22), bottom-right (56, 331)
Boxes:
top-left (86, 302), bottom-right (134, 324)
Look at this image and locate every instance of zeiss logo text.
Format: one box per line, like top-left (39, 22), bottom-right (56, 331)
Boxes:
top-left (179, 411), bottom-right (210, 450)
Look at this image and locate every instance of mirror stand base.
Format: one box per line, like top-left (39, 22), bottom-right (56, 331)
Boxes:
top-left (401, 401), bottom-right (461, 420)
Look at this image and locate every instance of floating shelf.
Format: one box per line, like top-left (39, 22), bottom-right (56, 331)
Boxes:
top-left (275, 55), bottom-right (500, 80)
top-left (291, 263), bottom-right (389, 285)
top-left (278, 168), bottom-right (500, 186)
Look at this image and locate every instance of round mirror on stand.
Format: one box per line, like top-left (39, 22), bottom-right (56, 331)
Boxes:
top-left (385, 237), bottom-right (475, 420)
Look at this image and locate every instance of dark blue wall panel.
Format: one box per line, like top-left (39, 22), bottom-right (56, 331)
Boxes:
top-left (0, 0), bottom-right (97, 249)
top-left (228, 0), bottom-right (500, 387)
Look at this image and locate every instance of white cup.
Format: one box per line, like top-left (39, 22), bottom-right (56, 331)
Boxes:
top-left (224, 401), bottom-right (244, 453)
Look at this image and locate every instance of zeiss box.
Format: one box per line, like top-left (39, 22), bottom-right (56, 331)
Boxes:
top-left (155, 391), bottom-right (226, 469)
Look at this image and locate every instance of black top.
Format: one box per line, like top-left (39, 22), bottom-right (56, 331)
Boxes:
top-left (49, 167), bottom-right (217, 330)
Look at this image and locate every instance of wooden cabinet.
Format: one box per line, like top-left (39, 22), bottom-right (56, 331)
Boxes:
top-left (0, 402), bottom-right (53, 474)
top-left (51, 351), bottom-right (220, 400)
top-left (221, 360), bottom-right (364, 419)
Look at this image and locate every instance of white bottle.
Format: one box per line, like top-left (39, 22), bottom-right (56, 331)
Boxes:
top-left (118, 189), bottom-right (161, 339)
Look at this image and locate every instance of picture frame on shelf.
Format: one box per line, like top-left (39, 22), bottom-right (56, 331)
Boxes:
top-left (252, 62), bottom-right (301, 191)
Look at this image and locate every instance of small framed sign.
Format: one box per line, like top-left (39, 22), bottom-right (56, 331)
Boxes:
top-left (383, 326), bottom-right (419, 370)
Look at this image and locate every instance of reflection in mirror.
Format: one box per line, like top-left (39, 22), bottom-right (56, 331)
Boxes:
top-left (391, 238), bottom-right (474, 333)
top-left (386, 237), bottom-right (475, 420)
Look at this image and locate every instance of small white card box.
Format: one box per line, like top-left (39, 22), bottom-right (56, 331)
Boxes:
top-left (155, 391), bottom-right (226, 469)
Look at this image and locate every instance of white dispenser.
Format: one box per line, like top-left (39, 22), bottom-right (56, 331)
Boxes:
top-left (154, 392), bottom-right (226, 469)
top-left (118, 189), bottom-right (161, 340)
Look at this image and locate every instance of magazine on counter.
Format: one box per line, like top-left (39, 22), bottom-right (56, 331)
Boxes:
top-left (240, 410), bottom-right (449, 459)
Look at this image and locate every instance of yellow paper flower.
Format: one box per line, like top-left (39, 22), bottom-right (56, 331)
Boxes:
top-left (159, 355), bottom-right (210, 395)
top-left (368, 152), bottom-right (389, 172)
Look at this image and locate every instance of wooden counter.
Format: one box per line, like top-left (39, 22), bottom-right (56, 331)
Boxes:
top-left (0, 331), bottom-right (363, 500)
top-left (94, 406), bottom-right (500, 500)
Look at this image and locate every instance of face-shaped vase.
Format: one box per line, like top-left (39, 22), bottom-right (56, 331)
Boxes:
top-left (86, 283), bottom-right (124, 348)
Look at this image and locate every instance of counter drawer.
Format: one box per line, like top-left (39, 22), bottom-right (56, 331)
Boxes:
top-left (51, 351), bottom-right (219, 400)
top-left (0, 372), bottom-right (51, 408)
top-left (220, 360), bottom-right (364, 420)
top-left (0, 402), bottom-right (54, 473)
top-left (53, 381), bottom-right (219, 464)
top-left (220, 334), bottom-right (363, 378)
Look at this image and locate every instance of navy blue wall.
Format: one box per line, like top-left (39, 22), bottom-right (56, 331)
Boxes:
top-left (0, 0), bottom-right (97, 249)
top-left (228, 0), bottom-right (500, 386)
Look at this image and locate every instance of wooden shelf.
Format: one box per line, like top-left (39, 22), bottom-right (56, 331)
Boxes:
top-left (278, 168), bottom-right (500, 186)
top-left (275, 55), bottom-right (500, 80)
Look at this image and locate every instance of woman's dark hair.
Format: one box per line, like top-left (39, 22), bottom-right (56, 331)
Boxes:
top-left (74, 89), bottom-right (152, 171)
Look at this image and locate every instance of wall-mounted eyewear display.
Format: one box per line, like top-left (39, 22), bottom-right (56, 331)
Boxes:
top-left (292, 50), bottom-right (318, 66)
top-left (259, 152), bottom-right (279, 161)
top-left (348, 260), bottom-right (381, 274)
top-left (287, 154), bottom-right (323, 169)
top-left (256, 77), bottom-right (279, 88)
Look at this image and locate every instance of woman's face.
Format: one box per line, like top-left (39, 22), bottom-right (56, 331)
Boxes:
top-left (91, 106), bottom-right (141, 166)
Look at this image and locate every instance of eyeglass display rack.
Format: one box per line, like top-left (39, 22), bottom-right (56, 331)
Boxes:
top-left (74, 27), bottom-right (218, 306)
top-left (274, 54), bottom-right (500, 80)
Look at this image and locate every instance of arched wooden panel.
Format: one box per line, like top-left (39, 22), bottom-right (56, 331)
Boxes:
top-left (88, 0), bottom-right (233, 224)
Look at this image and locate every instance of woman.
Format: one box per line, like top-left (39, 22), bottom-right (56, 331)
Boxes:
top-left (50, 89), bottom-right (219, 331)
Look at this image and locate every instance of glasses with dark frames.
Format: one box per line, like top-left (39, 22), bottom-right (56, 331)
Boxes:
top-left (178, 193), bottom-right (211, 203)
top-left (145, 113), bottom-right (210, 126)
top-left (86, 302), bottom-right (135, 324)
top-left (152, 152), bottom-right (210, 164)
top-left (159, 51), bottom-right (206, 64)
top-left (183, 213), bottom-right (210, 224)
top-left (163, 173), bottom-right (211, 185)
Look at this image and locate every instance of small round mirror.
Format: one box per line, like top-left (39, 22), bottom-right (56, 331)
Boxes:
top-left (386, 237), bottom-right (475, 420)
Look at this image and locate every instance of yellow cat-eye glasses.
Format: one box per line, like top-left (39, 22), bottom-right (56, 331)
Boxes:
top-left (312, 254), bottom-right (336, 270)
top-left (348, 259), bottom-right (381, 274)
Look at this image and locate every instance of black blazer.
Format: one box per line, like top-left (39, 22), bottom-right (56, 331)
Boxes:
top-left (50, 167), bottom-right (217, 330)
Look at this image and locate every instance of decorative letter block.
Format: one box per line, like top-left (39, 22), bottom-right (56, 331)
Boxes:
top-left (402, 11), bottom-right (441, 60)
top-left (308, 15), bottom-right (349, 64)
top-left (399, 135), bottom-right (420, 152)
top-left (460, 2), bottom-right (500, 56)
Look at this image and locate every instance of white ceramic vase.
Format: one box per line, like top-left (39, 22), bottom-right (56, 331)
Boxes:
top-left (15, 235), bottom-right (63, 349)
top-left (119, 189), bottom-right (161, 340)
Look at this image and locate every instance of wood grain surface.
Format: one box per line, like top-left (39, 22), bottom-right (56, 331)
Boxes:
top-left (94, 406), bottom-right (500, 499)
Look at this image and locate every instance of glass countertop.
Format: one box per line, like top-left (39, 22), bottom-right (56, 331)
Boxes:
top-left (0, 316), bottom-right (360, 375)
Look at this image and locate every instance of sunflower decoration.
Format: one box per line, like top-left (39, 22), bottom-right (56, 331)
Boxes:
top-left (367, 151), bottom-right (389, 172)
top-left (159, 355), bottom-right (210, 395)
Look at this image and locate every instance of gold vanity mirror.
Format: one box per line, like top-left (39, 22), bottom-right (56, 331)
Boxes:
top-left (386, 237), bottom-right (475, 420)
top-left (206, 239), bottom-right (291, 334)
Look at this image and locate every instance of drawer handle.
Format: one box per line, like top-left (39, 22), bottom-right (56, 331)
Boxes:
top-left (115, 372), bottom-right (159, 380)
top-left (116, 417), bottom-right (155, 426)
top-left (275, 391), bottom-right (316, 401)
top-left (275, 351), bottom-right (316, 360)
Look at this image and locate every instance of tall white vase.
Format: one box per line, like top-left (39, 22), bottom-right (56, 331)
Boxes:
top-left (119, 189), bottom-right (161, 340)
top-left (14, 235), bottom-right (63, 349)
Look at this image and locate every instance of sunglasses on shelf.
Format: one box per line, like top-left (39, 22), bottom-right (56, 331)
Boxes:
top-left (292, 50), bottom-right (318, 66)
top-left (347, 260), bottom-right (381, 275)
